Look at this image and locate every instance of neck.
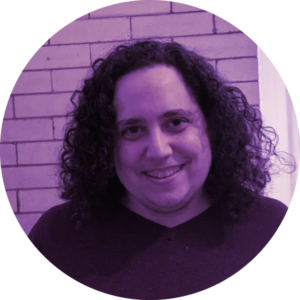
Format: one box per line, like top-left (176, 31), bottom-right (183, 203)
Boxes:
top-left (121, 191), bottom-right (212, 228)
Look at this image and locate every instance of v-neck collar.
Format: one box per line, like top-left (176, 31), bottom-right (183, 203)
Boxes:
top-left (117, 202), bottom-right (218, 231)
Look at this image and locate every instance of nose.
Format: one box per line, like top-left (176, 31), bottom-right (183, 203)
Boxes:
top-left (146, 127), bottom-right (172, 159)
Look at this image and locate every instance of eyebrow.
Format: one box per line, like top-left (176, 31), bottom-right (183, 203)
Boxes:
top-left (117, 109), bottom-right (193, 126)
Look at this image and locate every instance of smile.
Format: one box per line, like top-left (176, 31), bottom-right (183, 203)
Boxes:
top-left (144, 164), bottom-right (184, 179)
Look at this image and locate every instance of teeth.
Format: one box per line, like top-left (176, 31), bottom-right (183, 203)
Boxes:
top-left (145, 165), bottom-right (182, 179)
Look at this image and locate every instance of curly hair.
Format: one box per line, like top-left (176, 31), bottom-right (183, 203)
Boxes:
top-left (60, 40), bottom-right (295, 228)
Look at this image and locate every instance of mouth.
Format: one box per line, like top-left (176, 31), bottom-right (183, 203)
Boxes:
top-left (143, 164), bottom-right (184, 179)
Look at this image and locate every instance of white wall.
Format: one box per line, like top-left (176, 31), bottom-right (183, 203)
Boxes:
top-left (258, 47), bottom-right (300, 206)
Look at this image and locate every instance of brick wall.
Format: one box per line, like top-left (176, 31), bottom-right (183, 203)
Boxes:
top-left (0, 1), bottom-right (259, 235)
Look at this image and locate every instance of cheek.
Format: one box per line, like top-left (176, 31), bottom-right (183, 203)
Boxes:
top-left (200, 134), bottom-right (212, 159)
top-left (197, 134), bottom-right (212, 170)
top-left (180, 127), bottom-right (211, 157)
top-left (114, 141), bottom-right (125, 173)
top-left (114, 141), bottom-right (141, 172)
top-left (193, 112), bottom-right (211, 150)
top-left (179, 130), bottom-right (212, 175)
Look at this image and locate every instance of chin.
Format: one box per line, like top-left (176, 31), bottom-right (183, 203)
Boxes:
top-left (145, 194), bottom-right (190, 214)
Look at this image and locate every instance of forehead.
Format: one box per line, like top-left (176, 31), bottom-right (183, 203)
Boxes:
top-left (113, 65), bottom-right (200, 118)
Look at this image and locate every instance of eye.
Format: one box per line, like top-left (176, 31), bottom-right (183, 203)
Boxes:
top-left (127, 126), bottom-right (140, 134)
top-left (170, 119), bottom-right (183, 127)
top-left (169, 119), bottom-right (187, 127)
top-left (128, 126), bottom-right (139, 133)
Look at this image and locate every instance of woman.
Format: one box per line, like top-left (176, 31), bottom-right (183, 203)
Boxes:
top-left (29, 41), bottom-right (295, 299)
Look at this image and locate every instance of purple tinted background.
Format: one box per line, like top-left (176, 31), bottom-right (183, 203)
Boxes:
top-left (0, 1), bottom-right (259, 234)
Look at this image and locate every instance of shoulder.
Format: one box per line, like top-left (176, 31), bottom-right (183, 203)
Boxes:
top-left (233, 195), bottom-right (288, 242)
top-left (29, 201), bottom-right (73, 233)
top-left (28, 201), bottom-right (74, 249)
top-left (250, 195), bottom-right (288, 223)
top-left (219, 195), bottom-right (288, 257)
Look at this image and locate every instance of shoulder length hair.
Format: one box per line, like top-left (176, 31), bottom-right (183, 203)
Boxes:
top-left (60, 41), bottom-right (295, 227)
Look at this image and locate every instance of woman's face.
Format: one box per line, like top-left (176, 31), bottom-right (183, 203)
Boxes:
top-left (113, 65), bottom-right (212, 214)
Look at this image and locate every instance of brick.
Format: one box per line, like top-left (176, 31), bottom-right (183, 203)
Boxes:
top-left (6, 190), bottom-right (18, 212)
top-left (19, 188), bottom-right (65, 212)
top-left (132, 12), bottom-right (213, 38)
top-left (0, 144), bottom-right (17, 166)
top-left (54, 117), bottom-right (67, 139)
top-left (215, 15), bottom-right (239, 33)
top-left (172, 2), bottom-right (202, 12)
top-left (1, 119), bottom-right (53, 142)
top-left (17, 141), bottom-right (63, 165)
top-left (77, 14), bottom-right (89, 20)
top-left (52, 68), bottom-right (90, 92)
top-left (2, 165), bottom-right (58, 189)
top-left (25, 45), bottom-right (90, 70)
top-left (16, 213), bottom-right (43, 235)
top-left (174, 33), bottom-right (257, 59)
top-left (233, 82), bottom-right (260, 105)
top-left (91, 38), bottom-right (172, 62)
top-left (4, 97), bottom-right (14, 119)
top-left (136, 37), bottom-right (172, 43)
top-left (90, 1), bottom-right (171, 18)
top-left (91, 42), bottom-right (125, 62)
top-left (217, 58), bottom-right (258, 82)
top-left (14, 93), bottom-right (73, 118)
top-left (12, 71), bottom-right (51, 94)
top-left (51, 19), bottom-right (131, 44)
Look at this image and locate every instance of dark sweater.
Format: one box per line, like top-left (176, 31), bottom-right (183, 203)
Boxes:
top-left (28, 196), bottom-right (287, 299)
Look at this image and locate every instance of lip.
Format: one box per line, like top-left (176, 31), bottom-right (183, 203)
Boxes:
top-left (142, 164), bottom-right (184, 184)
top-left (142, 164), bottom-right (183, 173)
